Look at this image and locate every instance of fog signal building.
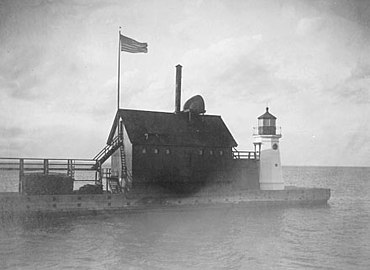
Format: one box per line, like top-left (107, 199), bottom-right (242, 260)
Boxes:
top-left (104, 65), bottom-right (261, 194)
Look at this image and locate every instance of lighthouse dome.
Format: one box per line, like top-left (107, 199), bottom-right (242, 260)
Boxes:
top-left (258, 107), bottom-right (277, 120)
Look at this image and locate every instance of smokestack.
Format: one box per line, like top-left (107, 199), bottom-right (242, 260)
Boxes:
top-left (175, 64), bottom-right (182, 113)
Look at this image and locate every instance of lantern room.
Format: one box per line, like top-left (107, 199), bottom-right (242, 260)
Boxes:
top-left (257, 107), bottom-right (277, 135)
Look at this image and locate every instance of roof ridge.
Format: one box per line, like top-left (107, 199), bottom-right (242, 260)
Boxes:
top-left (118, 108), bottom-right (221, 117)
top-left (118, 108), bottom-right (173, 114)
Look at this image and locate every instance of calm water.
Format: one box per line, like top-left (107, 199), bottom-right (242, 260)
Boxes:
top-left (1, 166), bottom-right (369, 270)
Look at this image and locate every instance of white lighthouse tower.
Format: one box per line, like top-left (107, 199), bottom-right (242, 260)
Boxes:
top-left (253, 107), bottom-right (284, 190)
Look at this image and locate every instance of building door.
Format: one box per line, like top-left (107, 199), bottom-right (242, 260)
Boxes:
top-left (183, 149), bottom-right (193, 177)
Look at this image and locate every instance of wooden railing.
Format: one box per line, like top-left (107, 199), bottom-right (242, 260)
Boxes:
top-left (0, 157), bottom-right (101, 193)
top-left (232, 150), bottom-right (259, 160)
top-left (0, 157), bottom-right (98, 176)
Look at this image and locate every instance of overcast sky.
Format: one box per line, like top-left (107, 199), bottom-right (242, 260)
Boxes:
top-left (0, 0), bottom-right (369, 166)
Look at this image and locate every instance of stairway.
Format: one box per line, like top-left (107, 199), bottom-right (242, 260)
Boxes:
top-left (92, 136), bottom-right (123, 169)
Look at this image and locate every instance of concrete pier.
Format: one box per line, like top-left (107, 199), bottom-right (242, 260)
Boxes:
top-left (0, 187), bottom-right (330, 218)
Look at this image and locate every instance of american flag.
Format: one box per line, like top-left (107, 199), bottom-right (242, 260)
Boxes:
top-left (120, 34), bottom-right (148, 53)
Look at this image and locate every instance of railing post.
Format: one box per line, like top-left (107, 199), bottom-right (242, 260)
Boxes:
top-left (96, 162), bottom-right (104, 189)
top-left (67, 159), bottom-right (75, 179)
top-left (103, 169), bottom-right (108, 192)
top-left (43, 159), bottom-right (49, 174)
top-left (19, 158), bottom-right (24, 194)
top-left (67, 159), bottom-right (71, 177)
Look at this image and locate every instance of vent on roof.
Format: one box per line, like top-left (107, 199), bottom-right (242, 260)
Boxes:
top-left (183, 95), bottom-right (206, 115)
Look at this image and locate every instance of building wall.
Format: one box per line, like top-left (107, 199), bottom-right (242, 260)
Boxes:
top-left (111, 149), bottom-right (120, 177)
top-left (132, 145), bottom-right (233, 182)
top-left (129, 144), bottom-right (261, 194)
top-left (228, 159), bottom-right (260, 190)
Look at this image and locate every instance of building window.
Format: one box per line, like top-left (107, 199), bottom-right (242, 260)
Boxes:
top-left (198, 149), bottom-right (204, 156)
top-left (153, 148), bottom-right (159, 154)
top-left (219, 150), bottom-right (224, 156)
top-left (165, 149), bottom-right (171, 155)
top-left (209, 150), bottom-right (214, 155)
top-left (142, 148), bottom-right (147, 154)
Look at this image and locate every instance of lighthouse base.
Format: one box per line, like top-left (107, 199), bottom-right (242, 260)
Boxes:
top-left (260, 182), bottom-right (285, 190)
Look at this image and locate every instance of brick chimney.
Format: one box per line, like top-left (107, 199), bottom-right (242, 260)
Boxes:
top-left (175, 64), bottom-right (182, 113)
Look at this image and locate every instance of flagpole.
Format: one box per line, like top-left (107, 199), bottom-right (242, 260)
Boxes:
top-left (117, 26), bottom-right (121, 110)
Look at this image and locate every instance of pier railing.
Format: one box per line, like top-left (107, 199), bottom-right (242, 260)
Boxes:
top-left (232, 150), bottom-right (259, 160)
top-left (0, 157), bottom-right (101, 193)
top-left (0, 157), bottom-right (98, 177)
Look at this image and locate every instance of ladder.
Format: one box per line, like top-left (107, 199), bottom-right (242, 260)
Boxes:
top-left (104, 132), bottom-right (128, 194)
top-left (119, 132), bottom-right (127, 182)
top-left (118, 131), bottom-right (134, 193)
top-left (92, 119), bottom-right (131, 194)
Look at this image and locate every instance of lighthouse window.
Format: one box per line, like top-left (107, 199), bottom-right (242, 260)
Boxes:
top-left (263, 119), bottom-right (271, 126)
top-left (153, 148), bottom-right (159, 154)
top-left (262, 119), bottom-right (276, 126)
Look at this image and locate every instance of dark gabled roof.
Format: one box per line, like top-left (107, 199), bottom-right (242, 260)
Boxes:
top-left (258, 107), bottom-right (277, 120)
top-left (107, 109), bottom-right (237, 148)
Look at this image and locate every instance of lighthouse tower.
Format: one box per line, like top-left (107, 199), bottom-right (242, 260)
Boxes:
top-left (253, 107), bottom-right (284, 190)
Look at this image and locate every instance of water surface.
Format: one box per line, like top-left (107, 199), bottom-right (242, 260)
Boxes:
top-left (1, 166), bottom-right (369, 269)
